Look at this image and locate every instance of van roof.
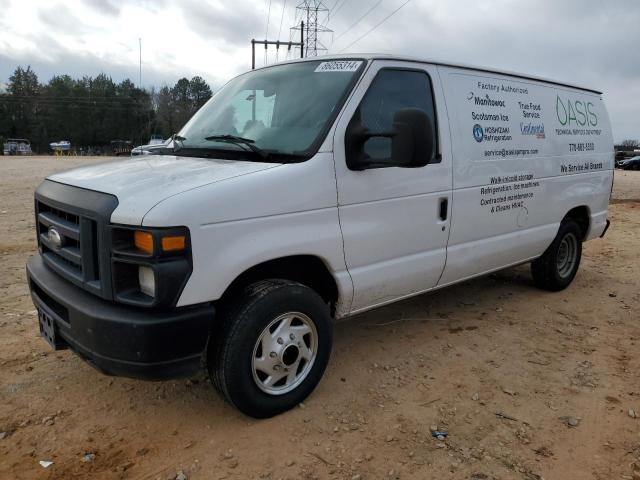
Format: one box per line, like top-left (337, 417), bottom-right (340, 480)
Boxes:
top-left (270, 54), bottom-right (603, 95)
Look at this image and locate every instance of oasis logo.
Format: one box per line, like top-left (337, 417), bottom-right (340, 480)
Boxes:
top-left (556, 96), bottom-right (598, 127)
top-left (473, 124), bottom-right (484, 142)
top-left (520, 122), bottom-right (545, 139)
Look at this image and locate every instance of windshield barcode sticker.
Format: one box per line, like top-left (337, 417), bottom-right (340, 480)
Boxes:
top-left (314, 60), bottom-right (363, 73)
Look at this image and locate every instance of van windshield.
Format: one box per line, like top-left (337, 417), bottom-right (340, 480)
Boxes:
top-left (176, 59), bottom-right (365, 161)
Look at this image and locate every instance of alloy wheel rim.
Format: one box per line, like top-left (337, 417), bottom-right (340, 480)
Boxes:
top-left (251, 312), bottom-right (318, 395)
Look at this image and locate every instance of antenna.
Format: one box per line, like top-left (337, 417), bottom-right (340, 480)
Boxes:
top-left (138, 37), bottom-right (142, 88)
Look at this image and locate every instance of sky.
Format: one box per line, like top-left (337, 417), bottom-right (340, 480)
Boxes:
top-left (0, 0), bottom-right (638, 141)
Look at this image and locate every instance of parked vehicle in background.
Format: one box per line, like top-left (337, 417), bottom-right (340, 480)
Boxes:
top-left (622, 156), bottom-right (640, 170)
top-left (3, 138), bottom-right (32, 155)
top-left (615, 158), bottom-right (630, 168)
top-left (110, 140), bottom-right (132, 156)
top-left (614, 150), bottom-right (640, 166)
top-left (49, 140), bottom-right (71, 153)
top-left (149, 134), bottom-right (165, 146)
top-left (131, 138), bottom-right (170, 156)
top-left (26, 55), bottom-right (614, 418)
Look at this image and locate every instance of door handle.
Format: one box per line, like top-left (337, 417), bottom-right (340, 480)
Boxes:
top-left (438, 197), bottom-right (448, 221)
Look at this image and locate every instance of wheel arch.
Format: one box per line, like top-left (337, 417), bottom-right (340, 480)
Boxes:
top-left (217, 255), bottom-right (340, 315)
top-left (563, 205), bottom-right (590, 240)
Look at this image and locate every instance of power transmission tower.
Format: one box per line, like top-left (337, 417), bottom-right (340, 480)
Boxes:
top-left (290, 1), bottom-right (332, 57)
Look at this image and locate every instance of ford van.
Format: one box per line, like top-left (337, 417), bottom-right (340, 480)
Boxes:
top-left (27, 55), bottom-right (613, 417)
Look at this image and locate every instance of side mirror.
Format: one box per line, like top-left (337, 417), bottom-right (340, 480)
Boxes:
top-left (345, 108), bottom-right (433, 170)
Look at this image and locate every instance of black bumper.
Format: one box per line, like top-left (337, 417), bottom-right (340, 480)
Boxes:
top-left (27, 255), bottom-right (214, 380)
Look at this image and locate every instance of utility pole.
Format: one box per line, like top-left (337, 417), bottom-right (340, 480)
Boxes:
top-left (251, 21), bottom-right (304, 69)
top-left (291, 1), bottom-right (332, 57)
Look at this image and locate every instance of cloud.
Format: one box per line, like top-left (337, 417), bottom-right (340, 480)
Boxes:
top-left (178, 0), bottom-right (267, 46)
top-left (327, 0), bottom-right (640, 140)
top-left (0, 52), bottom-right (205, 90)
top-left (38, 4), bottom-right (95, 34)
top-left (0, 0), bottom-right (638, 140)
top-left (80, 0), bottom-right (168, 17)
top-left (82, 0), bottom-right (120, 16)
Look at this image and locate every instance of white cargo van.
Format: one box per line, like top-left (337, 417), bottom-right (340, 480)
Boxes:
top-left (27, 55), bottom-right (613, 417)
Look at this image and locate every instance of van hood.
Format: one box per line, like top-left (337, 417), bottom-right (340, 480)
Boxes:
top-left (48, 155), bottom-right (281, 225)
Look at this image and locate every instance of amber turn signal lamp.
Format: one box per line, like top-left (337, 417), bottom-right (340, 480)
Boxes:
top-left (134, 231), bottom-right (154, 255)
top-left (161, 235), bottom-right (186, 252)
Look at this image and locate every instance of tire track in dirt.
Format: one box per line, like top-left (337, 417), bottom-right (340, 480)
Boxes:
top-left (0, 158), bottom-right (639, 480)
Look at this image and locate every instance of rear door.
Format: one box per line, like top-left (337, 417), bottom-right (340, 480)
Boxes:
top-left (332, 60), bottom-right (453, 313)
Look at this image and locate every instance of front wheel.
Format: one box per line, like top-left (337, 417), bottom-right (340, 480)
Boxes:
top-left (531, 219), bottom-right (583, 291)
top-left (208, 279), bottom-right (332, 418)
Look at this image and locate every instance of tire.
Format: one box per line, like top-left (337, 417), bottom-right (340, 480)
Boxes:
top-left (207, 279), bottom-right (333, 418)
top-left (531, 219), bottom-right (582, 291)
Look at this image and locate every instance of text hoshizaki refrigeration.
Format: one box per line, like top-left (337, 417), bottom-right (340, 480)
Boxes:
top-left (26, 55), bottom-right (614, 418)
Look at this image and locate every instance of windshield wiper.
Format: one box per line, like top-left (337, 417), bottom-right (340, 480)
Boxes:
top-left (204, 134), bottom-right (268, 159)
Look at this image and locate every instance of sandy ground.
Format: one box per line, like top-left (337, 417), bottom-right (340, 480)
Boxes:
top-left (0, 156), bottom-right (639, 480)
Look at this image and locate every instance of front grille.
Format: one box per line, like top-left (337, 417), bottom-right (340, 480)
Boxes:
top-left (36, 199), bottom-right (100, 286)
top-left (34, 180), bottom-right (119, 300)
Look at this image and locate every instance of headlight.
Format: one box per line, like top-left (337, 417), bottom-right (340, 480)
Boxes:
top-left (110, 226), bottom-right (191, 307)
top-left (138, 266), bottom-right (155, 297)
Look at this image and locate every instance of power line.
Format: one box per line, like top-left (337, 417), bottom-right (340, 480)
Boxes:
top-left (1, 102), bottom-right (147, 111)
top-left (276, 0), bottom-right (289, 60)
top-left (331, 0), bottom-right (348, 19)
top-left (265, 0), bottom-right (273, 37)
top-left (265, 0), bottom-right (274, 65)
top-left (3, 95), bottom-right (145, 100)
top-left (288, 8), bottom-right (298, 42)
top-left (338, 0), bottom-right (411, 53)
top-left (2, 98), bottom-right (148, 105)
top-left (332, 0), bottom-right (347, 16)
top-left (277, 0), bottom-right (288, 39)
top-left (1, 96), bottom-right (150, 106)
top-left (287, 7), bottom-right (301, 58)
top-left (331, 0), bottom-right (384, 44)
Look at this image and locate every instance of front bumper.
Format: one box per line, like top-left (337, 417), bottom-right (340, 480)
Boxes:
top-left (26, 255), bottom-right (214, 380)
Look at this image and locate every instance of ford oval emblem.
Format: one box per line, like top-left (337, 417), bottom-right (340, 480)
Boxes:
top-left (48, 227), bottom-right (64, 249)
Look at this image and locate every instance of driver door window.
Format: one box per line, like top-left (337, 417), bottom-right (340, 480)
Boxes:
top-left (357, 69), bottom-right (437, 165)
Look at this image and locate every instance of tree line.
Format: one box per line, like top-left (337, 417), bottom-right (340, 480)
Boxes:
top-left (0, 66), bottom-right (213, 153)
top-left (618, 139), bottom-right (639, 149)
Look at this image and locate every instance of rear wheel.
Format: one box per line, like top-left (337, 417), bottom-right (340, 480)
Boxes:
top-left (208, 279), bottom-right (332, 418)
top-left (531, 219), bottom-right (582, 291)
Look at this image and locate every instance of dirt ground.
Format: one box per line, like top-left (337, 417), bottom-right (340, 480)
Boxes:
top-left (1, 156), bottom-right (639, 480)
